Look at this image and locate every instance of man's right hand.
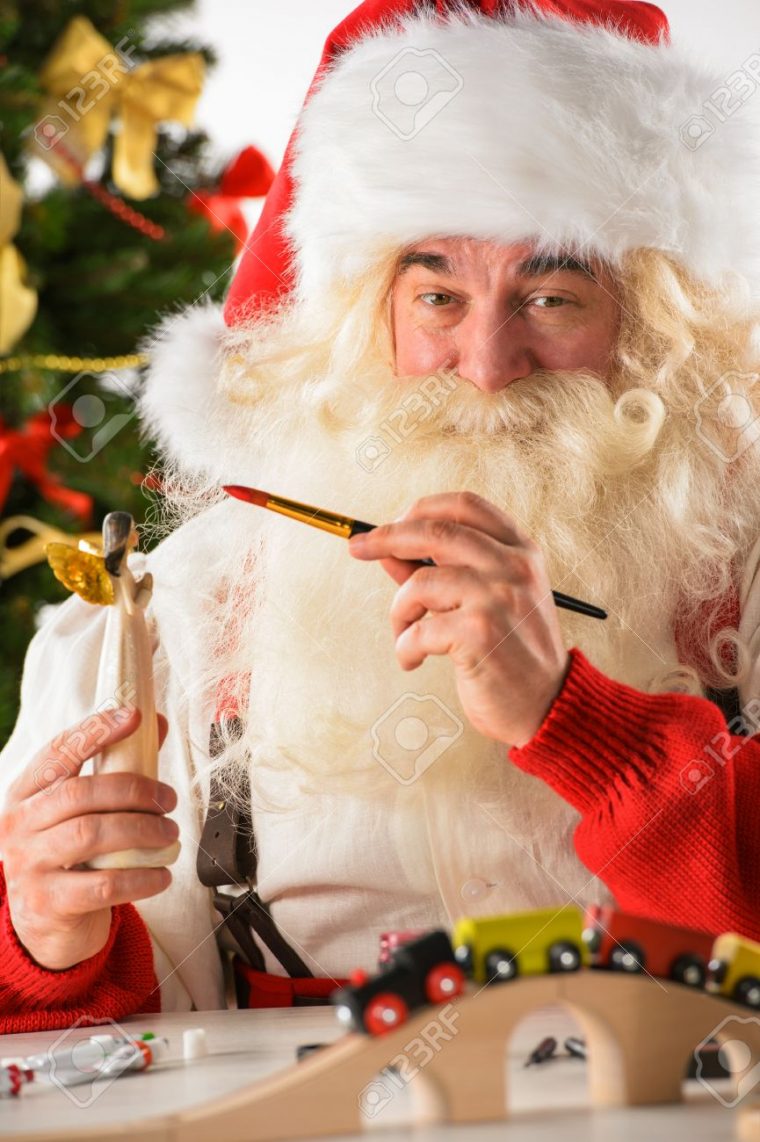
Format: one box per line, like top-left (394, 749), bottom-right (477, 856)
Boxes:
top-left (0, 706), bottom-right (178, 970)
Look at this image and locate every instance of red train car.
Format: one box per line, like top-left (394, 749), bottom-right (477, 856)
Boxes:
top-left (584, 906), bottom-right (715, 987)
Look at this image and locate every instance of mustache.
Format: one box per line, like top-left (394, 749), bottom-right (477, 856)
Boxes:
top-left (334, 364), bottom-right (605, 432)
top-left (341, 362), bottom-right (626, 428)
top-left (326, 364), bottom-right (669, 484)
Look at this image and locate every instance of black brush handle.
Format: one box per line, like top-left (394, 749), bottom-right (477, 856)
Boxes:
top-left (350, 519), bottom-right (607, 620)
top-left (551, 591), bottom-right (607, 620)
top-left (350, 518), bottom-right (436, 566)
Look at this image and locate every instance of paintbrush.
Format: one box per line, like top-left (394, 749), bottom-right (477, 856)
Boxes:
top-left (222, 485), bottom-right (607, 621)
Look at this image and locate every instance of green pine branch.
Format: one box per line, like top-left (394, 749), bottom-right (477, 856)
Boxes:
top-left (0, 1), bottom-right (245, 743)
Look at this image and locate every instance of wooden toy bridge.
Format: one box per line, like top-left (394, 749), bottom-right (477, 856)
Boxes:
top-left (18, 972), bottom-right (760, 1141)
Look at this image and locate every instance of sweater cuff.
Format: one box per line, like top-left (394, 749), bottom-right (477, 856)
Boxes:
top-left (0, 863), bottom-right (160, 1032)
top-left (1, 877), bottom-right (119, 1002)
top-left (508, 646), bottom-right (718, 814)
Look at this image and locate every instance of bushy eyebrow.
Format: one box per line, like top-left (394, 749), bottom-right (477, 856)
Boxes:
top-left (396, 249), bottom-right (598, 282)
top-left (517, 252), bottom-right (597, 281)
top-left (397, 251), bottom-right (453, 275)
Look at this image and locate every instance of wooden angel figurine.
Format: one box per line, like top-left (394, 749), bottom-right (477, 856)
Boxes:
top-left (46, 511), bottom-right (180, 870)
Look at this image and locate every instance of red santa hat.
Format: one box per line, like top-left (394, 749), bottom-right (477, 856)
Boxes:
top-left (223, 0), bottom-right (760, 323)
top-left (139, 0), bottom-right (760, 479)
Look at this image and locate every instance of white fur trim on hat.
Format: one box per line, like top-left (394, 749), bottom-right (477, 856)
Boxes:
top-left (137, 303), bottom-right (231, 477)
top-left (285, 5), bottom-right (760, 299)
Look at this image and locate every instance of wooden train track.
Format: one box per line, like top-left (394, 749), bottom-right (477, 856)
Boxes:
top-left (17, 972), bottom-right (760, 1141)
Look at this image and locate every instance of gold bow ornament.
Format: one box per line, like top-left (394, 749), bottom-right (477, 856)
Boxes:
top-left (0, 515), bottom-right (101, 583)
top-left (31, 15), bottom-right (205, 200)
top-left (0, 153), bottom-right (38, 355)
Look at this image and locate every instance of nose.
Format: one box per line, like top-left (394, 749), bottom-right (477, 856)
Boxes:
top-left (453, 305), bottom-right (537, 393)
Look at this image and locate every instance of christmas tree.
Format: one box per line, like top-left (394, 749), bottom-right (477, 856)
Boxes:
top-left (0, 1), bottom-right (272, 743)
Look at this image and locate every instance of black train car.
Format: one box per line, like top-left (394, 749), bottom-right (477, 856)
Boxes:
top-left (331, 930), bottom-right (465, 1035)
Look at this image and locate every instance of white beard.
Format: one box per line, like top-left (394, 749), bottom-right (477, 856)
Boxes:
top-left (170, 346), bottom-right (713, 806)
top-left (147, 323), bottom-right (755, 920)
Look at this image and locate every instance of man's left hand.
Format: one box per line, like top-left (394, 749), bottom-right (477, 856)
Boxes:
top-left (348, 491), bottom-right (570, 748)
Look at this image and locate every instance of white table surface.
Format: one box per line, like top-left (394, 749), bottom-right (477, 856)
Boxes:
top-left (0, 1003), bottom-right (746, 1140)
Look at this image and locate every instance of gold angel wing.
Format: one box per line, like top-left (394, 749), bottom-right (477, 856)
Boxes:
top-left (45, 541), bottom-right (114, 605)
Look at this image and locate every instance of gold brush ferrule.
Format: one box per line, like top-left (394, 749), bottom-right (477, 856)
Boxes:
top-left (265, 494), bottom-right (355, 539)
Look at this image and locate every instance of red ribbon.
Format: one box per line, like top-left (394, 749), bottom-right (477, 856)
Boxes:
top-left (188, 145), bottom-right (276, 252)
top-left (0, 408), bottom-right (93, 524)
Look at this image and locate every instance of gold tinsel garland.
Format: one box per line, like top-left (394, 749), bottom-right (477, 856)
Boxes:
top-left (0, 353), bottom-right (148, 374)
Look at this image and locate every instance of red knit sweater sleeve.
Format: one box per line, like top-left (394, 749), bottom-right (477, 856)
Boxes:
top-left (0, 863), bottom-right (160, 1033)
top-left (509, 647), bottom-right (760, 941)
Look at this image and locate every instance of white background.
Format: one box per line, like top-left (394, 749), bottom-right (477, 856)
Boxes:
top-left (155, 0), bottom-right (760, 172)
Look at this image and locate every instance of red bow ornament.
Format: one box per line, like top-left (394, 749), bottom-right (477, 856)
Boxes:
top-left (0, 408), bottom-right (93, 523)
top-left (189, 145), bottom-right (276, 252)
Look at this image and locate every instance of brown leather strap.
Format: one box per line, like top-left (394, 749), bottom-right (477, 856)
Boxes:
top-left (214, 892), bottom-right (267, 972)
top-left (197, 720), bottom-right (257, 887)
top-left (197, 720), bottom-right (314, 979)
top-left (213, 890), bottom-right (313, 978)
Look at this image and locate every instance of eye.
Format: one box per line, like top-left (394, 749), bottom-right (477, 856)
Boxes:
top-left (530, 295), bottom-right (569, 309)
top-left (418, 292), bottom-right (454, 307)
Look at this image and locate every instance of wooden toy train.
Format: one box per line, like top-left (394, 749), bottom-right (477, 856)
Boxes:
top-left (332, 904), bottom-right (760, 1035)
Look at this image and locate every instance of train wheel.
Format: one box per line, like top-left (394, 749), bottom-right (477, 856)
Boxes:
top-left (548, 941), bottom-right (582, 973)
top-left (425, 963), bottom-right (466, 1003)
top-left (670, 954), bottom-right (706, 989)
top-left (734, 976), bottom-right (760, 1008)
top-left (363, 993), bottom-right (409, 1035)
top-left (609, 941), bottom-right (645, 973)
top-left (485, 948), bottom-right (517, 983)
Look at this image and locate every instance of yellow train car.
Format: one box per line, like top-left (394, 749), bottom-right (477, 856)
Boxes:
top-left (706, 933), bottom-right (760, 1007)
top-left (452, 905), bottom-right (588, 984)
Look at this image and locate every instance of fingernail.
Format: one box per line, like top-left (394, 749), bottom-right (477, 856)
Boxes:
top-left (348, 535), bottom-right (368, 552)
top-left (157, 784), bottom-right (177, 811)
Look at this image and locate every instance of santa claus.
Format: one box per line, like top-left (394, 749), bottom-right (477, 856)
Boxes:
top-left (2, 0), bottom-right (760, 1027)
